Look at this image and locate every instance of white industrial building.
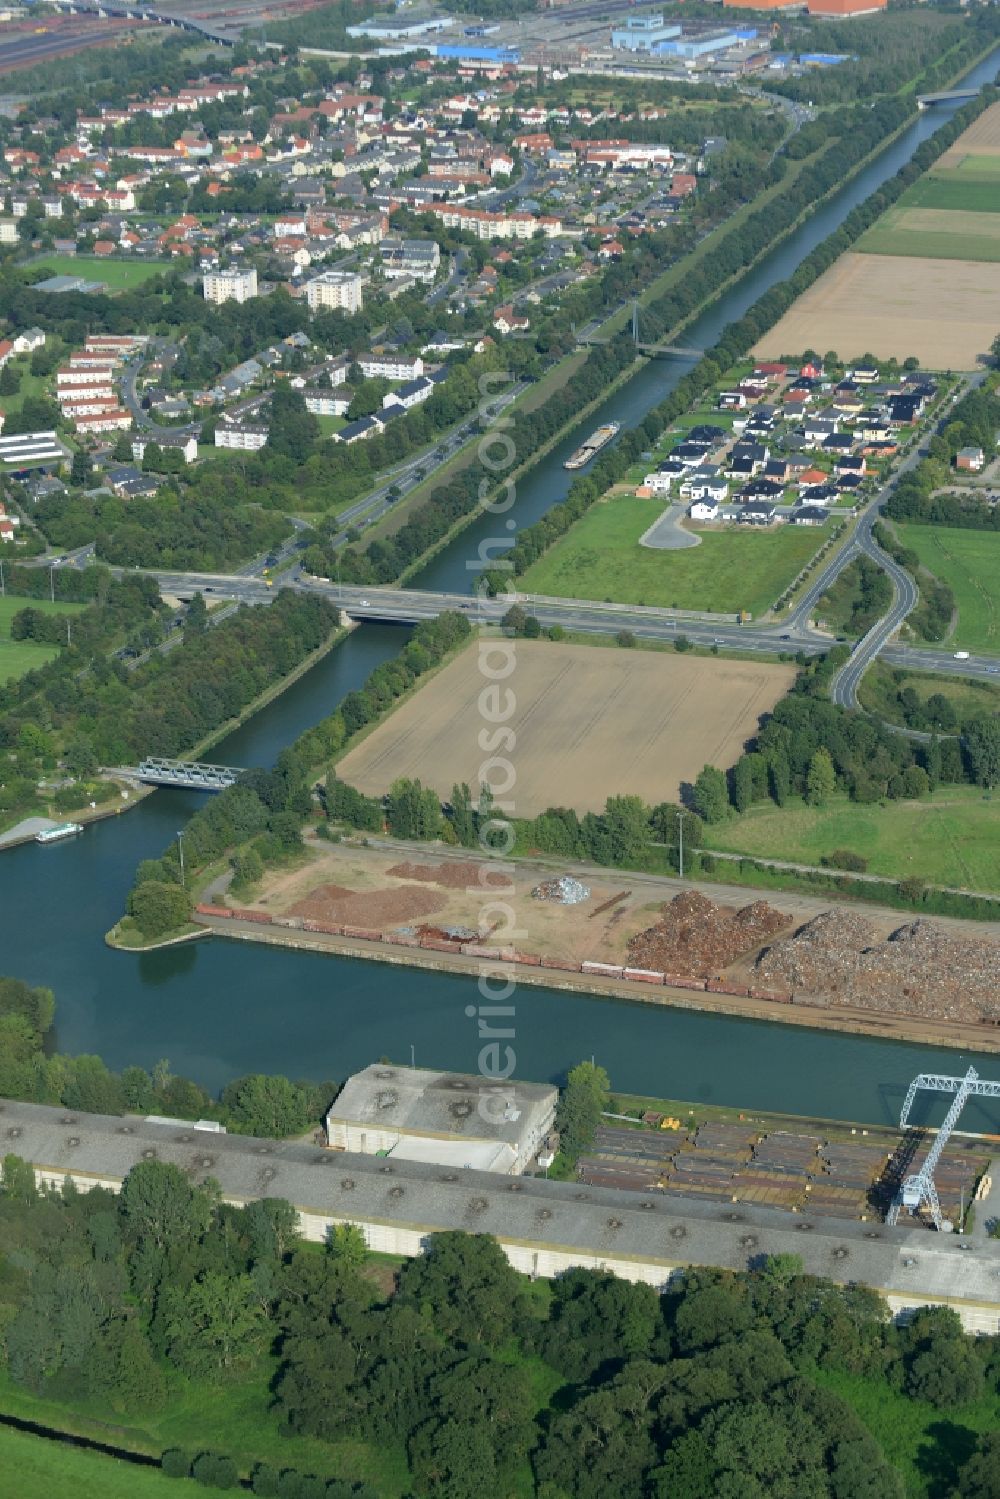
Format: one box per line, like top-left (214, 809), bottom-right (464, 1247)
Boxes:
top-left (5, 1096), bottom-right (1000, 1333)
top-left (202, 265), bottom-right (258, 305)
top-left (305, 269), bottom-right (364, 314)
top-left (325, 1064), bottom-right (557, 1174)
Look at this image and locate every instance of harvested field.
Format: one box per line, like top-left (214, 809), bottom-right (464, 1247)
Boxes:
top-left (936, 101), bottom-right (1000, 165)
top-left (336, 641), bottom-right (796, 815)
top-left (755, 910), bottom-right (1000, 1025)
top-left (752, 251), bottom-right (999, 370)
top-left (628, 890), bottom-right (791, 977)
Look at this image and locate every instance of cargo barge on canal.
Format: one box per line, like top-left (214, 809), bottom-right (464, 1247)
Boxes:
top-left (564, 421), bottom-right (620, 470)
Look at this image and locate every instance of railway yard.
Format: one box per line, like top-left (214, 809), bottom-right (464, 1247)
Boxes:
top-left (579, 1118), bottom-right (992, 1229)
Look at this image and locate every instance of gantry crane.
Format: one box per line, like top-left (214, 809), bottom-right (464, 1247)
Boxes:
top-left (887, 1066), bottom-right (1000, 1232)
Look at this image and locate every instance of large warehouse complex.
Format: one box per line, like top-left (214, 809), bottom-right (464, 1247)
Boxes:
top-left (4, 1094), bottom-right (1000, 1333)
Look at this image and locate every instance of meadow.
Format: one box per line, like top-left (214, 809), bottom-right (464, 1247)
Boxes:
top-left (0, 594), bottom-right (83, 682)
top-left (704, 787), bottom-right (1000, 892)
top-left (895, 522), bottom-right (1000, 653)
top-left (520, 497), bottom-right (827, 617)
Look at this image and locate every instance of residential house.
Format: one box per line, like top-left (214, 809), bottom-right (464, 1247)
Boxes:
top-left (215, 419), bottom-right (269, 451)
top-left (737, 502), bottom-right (776, 526)
top-left (790, 505), bottom-right (829, 526)
top-left (358, 352), bottom-right (423, 381)
top-left (132, 434), bottom-right (197, 465)
top-left (956, 446), bottom-right (985, 472)
top-left (334, 414), bottom-right (384, 444)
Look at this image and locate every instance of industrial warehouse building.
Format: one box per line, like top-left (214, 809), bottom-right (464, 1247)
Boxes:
top-left (4, 1096), bottom-right (1000, 1333)
top-left (324, 1064), bottom-right (557, 1173)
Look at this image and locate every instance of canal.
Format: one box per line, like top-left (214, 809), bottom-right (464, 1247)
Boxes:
top-left (4, 55), bottom-right (1000, 1127)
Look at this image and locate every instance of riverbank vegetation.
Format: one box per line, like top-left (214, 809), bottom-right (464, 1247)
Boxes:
top-left (0, 973), bottom-right (332, 1138)
top-left (118, 611), bottom-right (473, 942)
top-left (3, 1149), bottom-right (1000, 1497)
top-left (0, 580), bottom-right (339, 830)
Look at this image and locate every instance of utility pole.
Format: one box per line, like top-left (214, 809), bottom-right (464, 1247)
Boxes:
top-left (677, 809), bottom-right (686, 880)
top-left (49, 564), bottom-right (55, 603)
top-left (176, 830), bottom-right (185, 888)
top-left (0, 558), bottom-right (4, 597)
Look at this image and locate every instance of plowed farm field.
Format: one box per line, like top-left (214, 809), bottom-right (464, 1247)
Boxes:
top-left (752, 251), bottom-right (999, 370)
top-left (336, 640), bottom-right (795, 814)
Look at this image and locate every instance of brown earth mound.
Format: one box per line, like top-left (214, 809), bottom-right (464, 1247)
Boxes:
top-left (628, 890), bottom-right (790, 977)
top-left (289, 883), bottom-right (445, 927)
top-left (756, 912), bottom-right (1000, 1023)
top-left (387, 859), bottom-right (509, 891)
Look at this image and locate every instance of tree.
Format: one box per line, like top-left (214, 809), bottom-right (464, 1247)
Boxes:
top-left (556, 1060), bottom-right (610, 1163)
top-left (219, 1074), bottom-right (312, 1137)
top-left (112, 431), bottom-right (133, 463)
top-left (126, 879), bottom-right (193, 938)
top-left (396, 1232), bottom-right (527, 1347)
top-left (955, 1432), bottom-right (1000, 1499)
top-left (692, 765), bottom-right (729, 823)
top-left (119, 1159), bottom-right (213, 1255)
top-left (1, 1152), bottom-right (37, 1204)
top-left (186, 591), bottom-right (208, 636)
top-left (732, 755), bottom-right (754, 814)
top-left (0, 361), bottom-right (20, 397)
top-left (603, 794), bottom-right (649, 865)
top-left (806, 747), bottom-right (836, 806)
top-left (268, 385), bottom-right (318, 465)
top-left (164, 1271), bottom-right (267, 1376)
top-left (966, 717), bottom-right (1000, 789)
top-left (70, 448), bottom-right (92, 488)
top-left (328, 1222), bottom-right (368, 1267)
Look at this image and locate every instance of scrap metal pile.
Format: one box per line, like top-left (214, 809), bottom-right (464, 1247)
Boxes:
top-left (531, 874), bottom-right (591, 904)
top-left (627, 890), bottom-right (789, 978)
top-left (755, 911), bottom-right (1000, 1023)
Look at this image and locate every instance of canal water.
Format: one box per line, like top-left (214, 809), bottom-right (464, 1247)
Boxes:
top-left (5, 56), bottom-right (1000, 1125)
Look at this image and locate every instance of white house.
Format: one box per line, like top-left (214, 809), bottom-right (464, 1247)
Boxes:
top-left (358, 352), bottom-right (423, 382)
top-left (689, 499), bottom-right (720, 521)
top-left (132, 433), bottom-right (198, 465)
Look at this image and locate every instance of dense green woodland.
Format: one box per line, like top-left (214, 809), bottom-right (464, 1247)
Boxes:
top-left (2, 1153), bottom-right (1000, 1497)
top-left (0, 582), bottom-right (339, 785)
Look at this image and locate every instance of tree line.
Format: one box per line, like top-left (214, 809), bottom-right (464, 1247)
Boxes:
top-left (0, 974), bottom-right (331, 1138)
top-left (3, 1149), bottom-right (1000, 1496)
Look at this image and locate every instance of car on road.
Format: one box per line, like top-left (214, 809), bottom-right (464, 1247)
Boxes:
top-left (359, 598), bottom-right (370, 607)
top-left (954, 650), bottom-right (970, 660)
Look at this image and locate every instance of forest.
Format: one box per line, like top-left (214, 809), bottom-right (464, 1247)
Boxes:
top-left (2, 1151), bottom-right (1000, 1497)
top-left (0, 582), bottom-right (340, 810)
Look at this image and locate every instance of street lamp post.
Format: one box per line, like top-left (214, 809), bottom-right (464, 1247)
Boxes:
top-left (677, 810), bottom-right (686, 880)
top-left (176, 830), bottom-right (186, 888)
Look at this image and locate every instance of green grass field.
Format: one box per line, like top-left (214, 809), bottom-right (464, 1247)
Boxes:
top-left (0, 595), bottom-right (83, 682)
top-left (953, 153), bottom-right (1000, 176)
top-left (520, 498), bottom-right (829, 617)
top-left (704, 788), bottom-right (1000, 891)
top-left (894, 522), bottom-right (1000, 653)
top-left (0, 1424), bottom-right (196, 1499)
top-left (898, 176), bottom-right (1000, 213)
top-left (858, 225), bottom-right (1000, 262)
top-left (31, 255), bottom-right (167, 291)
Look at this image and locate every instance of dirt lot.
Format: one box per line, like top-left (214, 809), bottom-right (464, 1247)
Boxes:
top-left (335, 640), bottom-right (796, 815)
top-left (752, 251), bottom-right (1000, 370)
top-left (236, 841), bottom-right (1000, 1017)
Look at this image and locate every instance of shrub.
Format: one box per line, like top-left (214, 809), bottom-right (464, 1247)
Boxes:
top-left (252, 1464), bottom-right (281, 1497)
top-left (821, 849), bottom-right (868, 873)
top-left (161, 1448), bottom-right (193, 1479)
top-left (192, 1452), bottom-right (239, 1489)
